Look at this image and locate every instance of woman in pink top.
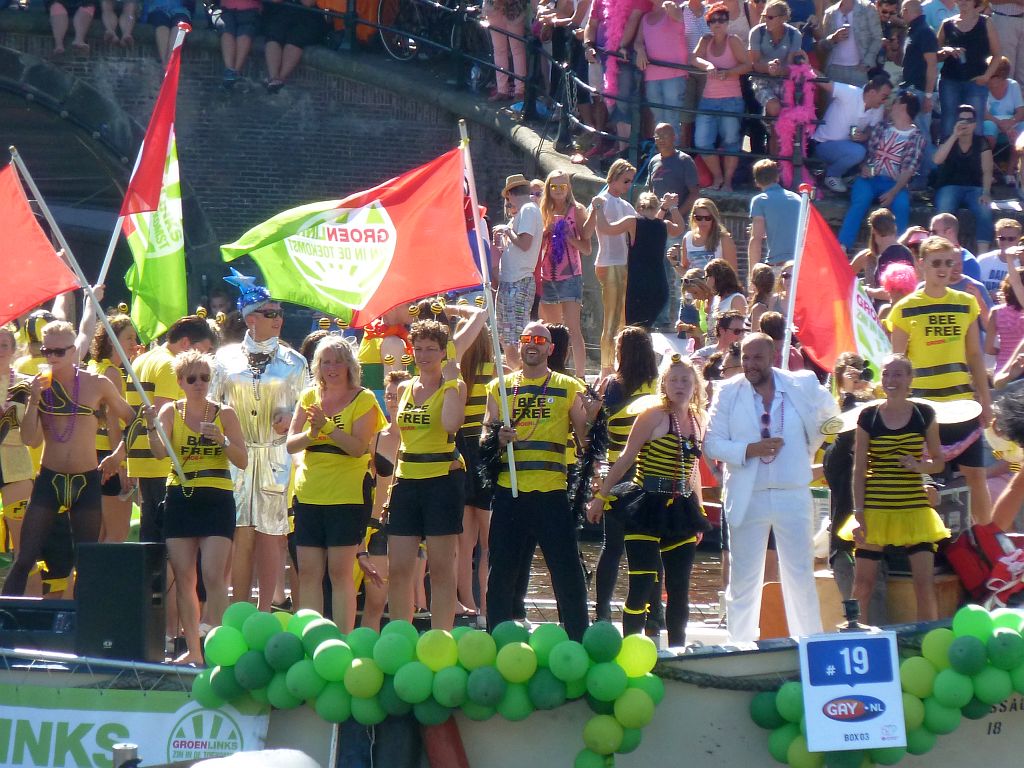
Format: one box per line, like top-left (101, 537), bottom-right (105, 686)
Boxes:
top-left (693, 2), bottom-right (751, 190)
top-left (987, 271), bottom-right (1024, 373)
top-left (635, 0), bottom-right (688, 129)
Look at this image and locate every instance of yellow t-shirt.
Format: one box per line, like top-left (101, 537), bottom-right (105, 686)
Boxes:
top-left (461, 360), bottom-right (497, 440)
top-left (887, 288), bottom-right (979, 401)
top-left (396, 379), bottom-right (463, 479)
top-left (486, 370), bottom-right (584, 493)
top-left (294, 387), bottom-right (386, 505)
top-left (166, 406), bottom-right (233, 491)
top-left (88, 359), bottom-right (126, 453)
top-left (605, 380), bottom-right (656, 464)
top-left (127, 345), bottom-right (180, 478)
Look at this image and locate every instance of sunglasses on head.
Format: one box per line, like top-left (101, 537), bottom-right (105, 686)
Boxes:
top-left (520, 334), bottom-right (549, 345)
top-left (760, 412), bottom-right (771, 439)
top-left (40, 345), bottom-right (74, 358)
top-left (693, 214), bottom-right (713, 222)
top-left (185, 373), bottom-right (211, 385)
top-left (253, 309), bottom-right (283, 319)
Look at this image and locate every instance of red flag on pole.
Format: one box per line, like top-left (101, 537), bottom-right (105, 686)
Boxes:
top-left (0, 164), bottom-right (80, 326)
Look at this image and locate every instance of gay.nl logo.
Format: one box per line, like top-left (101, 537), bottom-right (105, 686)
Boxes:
top-left (823, 696), bottom-right (886, 722)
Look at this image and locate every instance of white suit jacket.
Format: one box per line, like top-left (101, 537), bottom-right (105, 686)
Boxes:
top-left (705, 370), bottom-right (838, 527)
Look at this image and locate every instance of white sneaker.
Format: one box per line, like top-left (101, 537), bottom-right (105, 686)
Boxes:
top-left (824, 176), bottom-right (848, 193)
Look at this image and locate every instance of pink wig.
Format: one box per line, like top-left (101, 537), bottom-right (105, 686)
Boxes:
top-left (880, 263), bottom-right (918, 297)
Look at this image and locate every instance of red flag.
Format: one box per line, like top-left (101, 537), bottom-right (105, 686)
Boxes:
top-left (119, 24), bottom-right (189, 216)
top-left (0, 165), bottom-right (80, 326)
top-left (221, 149), bottom-right (482, 327)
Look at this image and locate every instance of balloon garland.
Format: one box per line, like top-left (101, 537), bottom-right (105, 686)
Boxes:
top-left (748, 605), bottom-right (1024, 767)
top-left (194, 608), bottom-right (663, 766)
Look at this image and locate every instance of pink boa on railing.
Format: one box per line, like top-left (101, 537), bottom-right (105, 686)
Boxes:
top-left (600, 0), bottom-right (634, 108)
top-left (775, 62), bottom-right (817, 189)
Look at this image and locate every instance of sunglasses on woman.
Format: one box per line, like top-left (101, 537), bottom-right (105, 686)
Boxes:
top-left (252, 309), bottom-right (283, 319)
top-left (549, 183), bottom-right (570, 192)
top-left (185, 373), bottom-right (212, 384)
top-left (693, 214), bottom-right (713, 222)
top-left (40, 345), bottom-right (74, 357)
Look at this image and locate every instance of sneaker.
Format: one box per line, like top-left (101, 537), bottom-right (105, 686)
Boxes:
top-left (222, 68), bottom-right (238, 87)
top-left (824, 176), bottom-right (847, 193)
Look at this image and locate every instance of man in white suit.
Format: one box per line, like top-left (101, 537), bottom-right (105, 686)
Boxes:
top-left (706, 334), bottom-right (838, 642)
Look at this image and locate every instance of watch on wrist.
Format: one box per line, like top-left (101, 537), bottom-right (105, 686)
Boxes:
top-left (222, 436), bottom-right (231, 449)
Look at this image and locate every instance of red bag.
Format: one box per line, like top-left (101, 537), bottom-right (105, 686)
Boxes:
top-left (944, 523), bottom-right (1024, 603)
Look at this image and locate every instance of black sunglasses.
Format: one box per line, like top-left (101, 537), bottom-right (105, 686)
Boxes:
top-left (185, 373), bottom-right (211, 384)
top-left (253, 309), bottom-right (283, 319)
top-left (40, 345), bottom-right (74, 357)
top-left (760, 411), bottom-right (771, 439)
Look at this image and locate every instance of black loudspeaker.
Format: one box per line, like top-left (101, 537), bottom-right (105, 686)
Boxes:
top-left (76, 542), bottom-right (166, 662)
top-left (0, 597), bottom-right (76, 653)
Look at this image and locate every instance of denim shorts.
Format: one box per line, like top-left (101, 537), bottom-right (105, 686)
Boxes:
top-left (694, 96), bottom-right (743, 150)
top-left (645, 75), bottom-right (687, 126)
top-left (541, 273), bottom-right (583, 303)
top-left (220, 7), bottom-right (259, 37)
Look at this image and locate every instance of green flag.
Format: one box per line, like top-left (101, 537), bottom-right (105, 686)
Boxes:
top-left (123, 132), bottom-right (187, 342)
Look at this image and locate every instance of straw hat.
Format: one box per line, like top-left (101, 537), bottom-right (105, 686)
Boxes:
top-left (502, 174), bottom-right (531, 198)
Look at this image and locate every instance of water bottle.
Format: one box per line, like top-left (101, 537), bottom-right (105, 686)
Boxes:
top-left (469, 64), bottom-right (482, 93)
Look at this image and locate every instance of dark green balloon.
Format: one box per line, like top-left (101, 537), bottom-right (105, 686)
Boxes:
top-left (824, 749), bottom-right (865, 768)
top-left (527, 668), bottom-right (567, 710)
top-left (379, 675), bottom-right (413, 716)
top-left (414, 697), bottom-right (453, 725)
top-left (264, 631), bottom-right (305, 672)
top-left (467, 665), bottom-right (507, 706)
top-left (749, 691), bottom-right (785, 730)
top-left (209, 665), bottom-right (245, 701)
top-left (235, 650), bottom-right (275, 690)
top-left (962, 696), bottom-right (994, 720)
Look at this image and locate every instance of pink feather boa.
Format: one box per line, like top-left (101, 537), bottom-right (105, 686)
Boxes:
top-left (774, 62), bottom-right (818, 189)
top-left (600, 0), bottom-right (634, 107)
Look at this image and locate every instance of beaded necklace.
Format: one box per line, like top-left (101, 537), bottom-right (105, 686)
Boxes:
top-left (178, 398), bottom-right (210, 498)
top-left (42, 367), bottom-right (80, 444)
top-left (758, 396), bottom-right (784, 465)
top-left (246, 352), bottom-right (272, 417)
top-left (509, 371), bottom-right (553, 442)
top-left (669, 409), bottom-right (698, 499)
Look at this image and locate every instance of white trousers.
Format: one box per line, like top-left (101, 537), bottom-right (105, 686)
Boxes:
top-left (726, 487), bottom-right (823, 643)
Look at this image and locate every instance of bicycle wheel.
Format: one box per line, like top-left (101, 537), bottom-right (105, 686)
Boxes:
top-left (449, 11), bottom-right (494, 90)
top-left (378, 0), bottom-right (422, 61)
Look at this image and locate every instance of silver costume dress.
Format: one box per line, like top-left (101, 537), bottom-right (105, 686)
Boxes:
top-left (211, 333), bottom-right (307, 535)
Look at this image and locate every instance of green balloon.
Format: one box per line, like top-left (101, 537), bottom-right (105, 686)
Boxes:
top-left (775, 681), bottom-right (804, 723)
top-left (962, 696), bottom-right (993, 720)
top-left (627, 673), bottom-right (665, 705)
top-left (565, 676), bottom-right (588, 700)
top-left (461, 700), bottom-right (496, 721)
top-left (264, 631), bottom-right (305, 672)
top-left (902, 692), bottom-right (925, 730)
top-left (952, 604), bottom-right (995, 641)
top-left (315, 681), bottom-right (352, 723)
top-left (869, 746), bottom-right (906, 766)
top-left (1011, 662), bottom-right (1024, 694)
top-left (583, 622), bottom-right (623, 664)
top-left (373, 634), bottom-right (416, 675)
top-left (249, 686), bottom-right (269, 704)
top-left (192, 670), bottom-right (225, 709)
top-left (586, 693), bottom-right (615, 715)
top-left (786, 734), bottom-right (823, 768)
top-left (613, 688), bottom-right (654, 729)
top-left (583, 714), bottom-right (623, 755)
top-left (313, 639), bottom-right (355, 683)
top-left (491, 621), bottom-right (531, 649)
top-left (973, 665), bottom-right (1013, 704)
top-left (750, 691), bottom-right (786, 730)
top-left (574, 748), bottom-right (607, 768)
top-left (824, 750), bottom-right (865, 768)
top-left (286, 659), bottom-right (327, 701)
top-left (222, 601), bottom-right (259, 631)
top-left (273, 611), bottom-right (291, 630)
top-left (991, 608), bottom-right (1024, 633)
top-left (586, 662), bottom-right (629, 702)
top-left (235, 650), bottom-right (275, 690)
top-left (267, 672), bottom-right (303, 710)
top-left (287, 608), bottom-right (323, 638)
top-left (458, 629), bottom-right (498, 670)
top-left (987, 628), bottom-right (1024, 670)
top-left (529, 623), bottom-right (569, 667)
top-left (414, 697), bottom-right (453, 725)
top-left (617, 727), bottom-right (642, 754)
top-left (205, 626), bottom-right (248, 668)
top-left (417, 629), bottom-right (459, 672)
top-left (209, 665), bottom-right (245, 702)
top-left (921, 628), bottom-right (955, 671)
top-left (497, 681), bottom-right (534, 721)
top-left (381, 619), bottom-right (421, 646)
top-left (906, 726), bottom-right (937, 755)
top-left (467, 665), bottom-right (508, 706)
top-left (616, 634), bottom-right (658, 677)
top-left (433, 666), bottom-right (469, 708)
top-left (344, 657), bottom-right (385, 698)
top-left (932, 669), bottom-right (974, 708)
top-left (301, 619), bottom-right (343, 657)
top-left (379, 675), bottom-right (413, 716)
top-left (549, 641), bottom-right (591, 683)
top-left (900, 656), bottom-right (938, 699)
top-left (768, 723), bottom-right (801, 764)
top-left (346, 627), bottom-right (381, 659)
top-left (242, 612), bottom-right (282, 652)
top-left (350, 695), bottom-right (387, 725)
top-left (527, 668), bottom-right (568, 710)
top-left (496, 642), bottom-right (538, 683)
top-left (394, 660), bottom-right (435, 704)
top-left (922, 696), bottom-right (961, 734)
top-left (948, 635), bottom-right (988, 676)
top-left (451, 626), bottom-right (471, 641)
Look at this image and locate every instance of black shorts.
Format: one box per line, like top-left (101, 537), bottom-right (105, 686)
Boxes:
top-left (97, 450), bottom-right (122, 497)
top-left (46, 0), bottom-right (98, 13)
top-left (294, 500), bottom-right (371, 548)
top-left (262, 2), bottom-right (325, 48)
top-left (163, 485), bottom-right (236, 540)
top-left (146, 7), bottom-right (190, 27)
top-left (366, 520), bottom-right (387, 556)
top-left (939, 417), bottom-right (985, 469)
top-left (219, 7), bottom-right (259, 37)
top-left (387, 471), bottom-right (465, 537)
top-left (137, 476), bottom-right (167, 544)
top-left (456, 431), bottom-right (492, 510)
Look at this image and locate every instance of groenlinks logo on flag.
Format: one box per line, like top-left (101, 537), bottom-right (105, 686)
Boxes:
top-left (126, 138), bottom-right (184, 261)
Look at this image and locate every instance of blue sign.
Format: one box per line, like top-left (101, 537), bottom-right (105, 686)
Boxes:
top-left (805, 636), bottom-right (894, 687)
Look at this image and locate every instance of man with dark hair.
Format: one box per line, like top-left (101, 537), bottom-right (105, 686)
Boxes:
top-left (812, 75), bottom-right (893, 192)
top-left (819, 0), bottom-right (883, 85)
top-left (692, 310), bottom-right (747, 362)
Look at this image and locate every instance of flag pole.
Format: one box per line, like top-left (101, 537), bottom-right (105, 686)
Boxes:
top-left (96, 22), bottom-right (190, 286)
top-left (458, 119), bottom-right (518, 497)
top-left (9, 146), bottom-right (188, 486)
top-left (781, 184), bottom-right (813, 372)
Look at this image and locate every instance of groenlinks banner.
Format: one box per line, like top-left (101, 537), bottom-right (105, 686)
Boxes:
top-left (0, 683), bottom-right (268, 767)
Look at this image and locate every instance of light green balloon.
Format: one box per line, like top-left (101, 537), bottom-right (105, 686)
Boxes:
top-left (921, 628), bottom-right (955, 671)
top-left (786, 734), bottom-right (823, 768)
top-left (287, 608), bottom-right (323, 638)
top-left (900, 656), bottom-right (937, 699)
top-left (628, 672), bottom-right (665, 704)
top-left (529, 623), bottom-right (569, 667)
top-left (952, 605), bottom-right (994, 641)
top-left (496, 642), bottom-right (538, 683)
top-left (991, 608), bottom-right (1024, 633)
top-left (344, 657), bottom-right (385, 698)
top-left (457, 629), bottom-right (498, 670)
top-left (222, 601), bottom-right (259, 631)
top-left (582, 714), bottom-right (623, 755)
top-left (613, 687), bottom-right (655, 729)
top-left (902, 692), bottom-right (925, 730)
top-left (242, 611), bottom-right (283, 652)
top-left (313, 639), bottom-right (355, 682)
top-left (775, 681), bottom-right (804, 723)
top-left (416, 629), bottom-right (459, 672)
top-left (615, 634), bottom-right (658, 677)
top-left (204, 626), bottom-right (248, 668)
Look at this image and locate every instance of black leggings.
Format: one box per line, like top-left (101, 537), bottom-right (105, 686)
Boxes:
top-left (2, 467), bottom-right (102, 596)
top-left (595, 514), bottom-right (625, 620)
top-left (622, 535), bottom-right (696, 647)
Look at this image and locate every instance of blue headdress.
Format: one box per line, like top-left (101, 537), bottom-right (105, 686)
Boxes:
top-left (224, 268), bottom-right (272, 317)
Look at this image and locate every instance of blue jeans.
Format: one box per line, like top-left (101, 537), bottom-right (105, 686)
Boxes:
top-left (939, 78), bottom-right (988, 140)
top-left (645, 76), bottom-right (687, 128)
top-left (837, 176), bottom-right (910, 249)
top-left (694, 96), bottom-right (743, 150)
top-left (813, 139), bottom-right (867, 178)
top-left (935, 184), bottom-right (995, 244)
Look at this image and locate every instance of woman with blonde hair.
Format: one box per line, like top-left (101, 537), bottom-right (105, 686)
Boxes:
top-left (539, 171), bottom-right (592, 377)
top-left (588, 354), bottom-right (711, 647)
top-left (681, 198), bottom-right (737, 272)
top-left (286, 335), bottom-right (386, 631)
